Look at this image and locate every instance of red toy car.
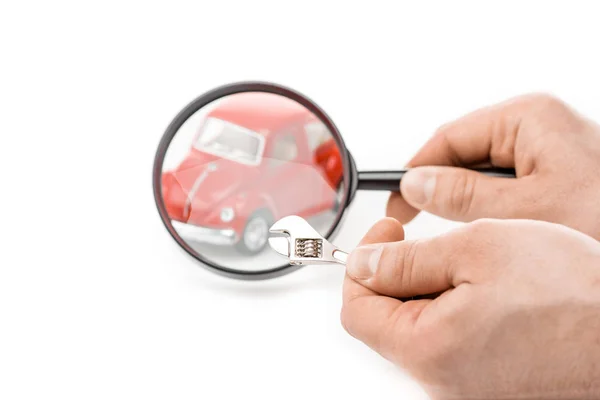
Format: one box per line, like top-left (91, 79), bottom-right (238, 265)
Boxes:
top-left (161, 92), bottom-right (343, 254)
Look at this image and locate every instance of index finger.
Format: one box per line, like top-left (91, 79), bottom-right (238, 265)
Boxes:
top-left (409, 95), bottom-right (529, 168)
top-left (387, 95), bottom-right (534, 224)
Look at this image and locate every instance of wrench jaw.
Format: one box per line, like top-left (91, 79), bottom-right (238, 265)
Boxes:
top-left (267, 231), bottom-right (292, 258)
top-left (267, 216), bottom-right (348, 266)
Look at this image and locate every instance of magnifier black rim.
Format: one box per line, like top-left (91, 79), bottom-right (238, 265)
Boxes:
top-left (152, 81), bottom-right (352, 280)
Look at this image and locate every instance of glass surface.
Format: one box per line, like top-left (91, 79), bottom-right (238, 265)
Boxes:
top-left (160, 92), bottom-right (345, 272)
top-left (193, 117), bottom-right (264, 165)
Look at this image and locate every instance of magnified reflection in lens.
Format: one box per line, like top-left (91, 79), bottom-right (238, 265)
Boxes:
top-left (160, 92), bottom-right (345, 272)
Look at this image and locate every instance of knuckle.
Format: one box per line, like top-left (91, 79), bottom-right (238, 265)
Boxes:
top-left (437, 128), bottom-right (461, 164)
top-left (448, 173), bottom-right (477, 217)
top-left (528, 92), bottom-right (565, 109)
top-left (526, 93), bottom-right (574, 121)
top-left (467, 217), bottom-right (497, 233)
top-left (397, 240), bottom-right (421, 292)
top-left (518, 92), bottom-right (565, 111)
top-left (456, 218), bottom-right (496, 249)
top-left (432, 122), bottom-right (452, 139)
top-left (461, 219), bottom-right (514, 257)
top-left (519, 92), bottom-right (583, 133)
top-left (426, 124), bottom-right (462, 165)
top-left (489, 116), bottom-right (519, 166)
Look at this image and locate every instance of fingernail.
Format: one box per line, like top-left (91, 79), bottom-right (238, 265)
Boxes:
top-left (401, 167), bottom-right (437, 205)
top-left (346, 244), bottom-right (383, 280)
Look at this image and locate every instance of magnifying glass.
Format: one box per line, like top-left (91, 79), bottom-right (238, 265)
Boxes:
top-left (153, 81), bottom-right (515, 280)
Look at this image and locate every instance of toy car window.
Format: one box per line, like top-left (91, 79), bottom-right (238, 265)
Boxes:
top-left (271, 134), bottom-right (298, 162)
top-left (193, 117), bottom-right (264, 165)
top-left (304, 121), bottom-right (331, 152)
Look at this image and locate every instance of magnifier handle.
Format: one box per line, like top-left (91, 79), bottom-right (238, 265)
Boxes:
top-left (357, 167), bottom-right (516, 191)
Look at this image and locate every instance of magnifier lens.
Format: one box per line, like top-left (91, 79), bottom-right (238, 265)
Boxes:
top-left (159, 91), bottom-right (346, 274)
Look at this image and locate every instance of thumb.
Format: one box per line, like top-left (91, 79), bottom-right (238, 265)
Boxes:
top-left (400, 166), bottom-right (521, 221)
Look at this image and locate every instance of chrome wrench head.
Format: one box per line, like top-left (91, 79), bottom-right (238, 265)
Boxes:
top-left (268, 215), bottom-right (348, 265)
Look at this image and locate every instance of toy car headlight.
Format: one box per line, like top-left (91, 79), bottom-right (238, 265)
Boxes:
top-left (220, 207), bottom-right (235, 222)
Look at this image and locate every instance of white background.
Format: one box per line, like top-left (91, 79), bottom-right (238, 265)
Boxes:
top-left (1, 1), bottom-right (600, 399)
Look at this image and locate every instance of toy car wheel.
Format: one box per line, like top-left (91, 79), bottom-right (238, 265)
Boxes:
top-left (237, 211), bottom-right (272, 254)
